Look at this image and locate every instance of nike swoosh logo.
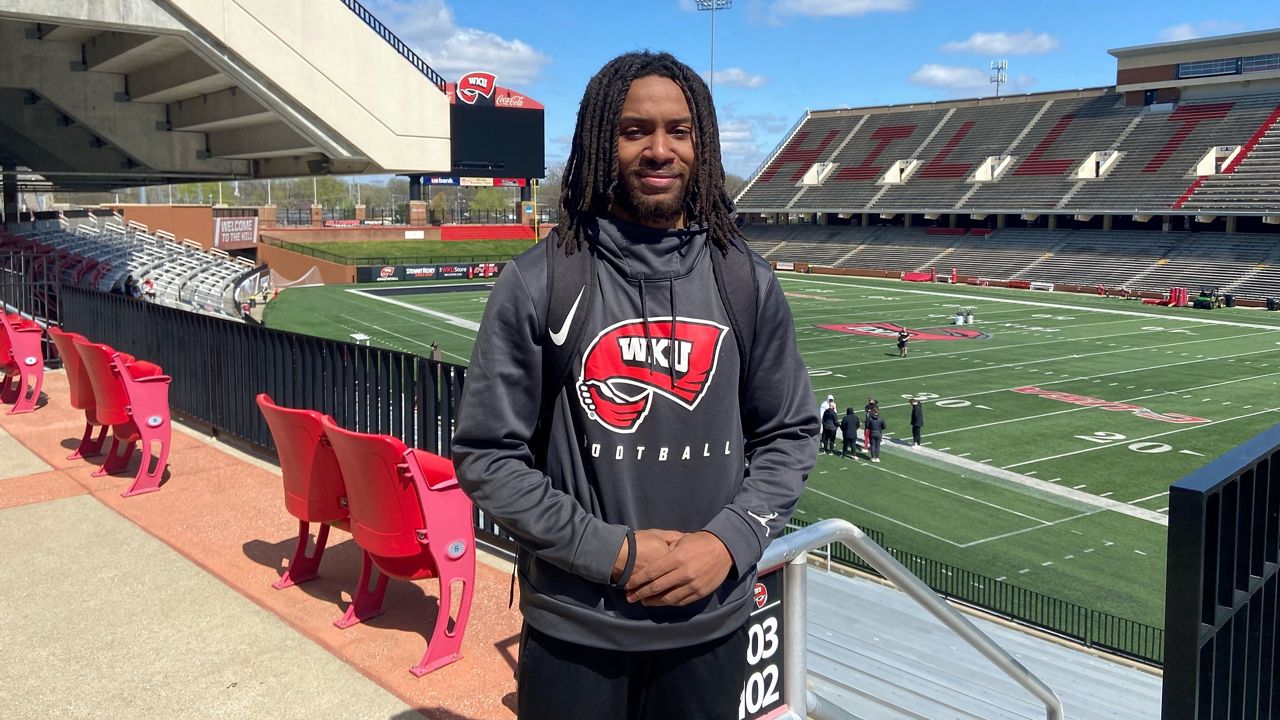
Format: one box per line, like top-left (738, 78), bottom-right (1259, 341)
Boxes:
top-left (549, 286), bottom-right (585, 346)
top-left (747, 510), bottom-right (779, 536)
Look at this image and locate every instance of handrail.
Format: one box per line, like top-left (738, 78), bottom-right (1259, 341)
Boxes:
top-left (736, 110), bottom-right (809, 204)
top-left (760, 518), bottom-right (1065, 720)
top-left (339, 0), bottom-right (448, 92)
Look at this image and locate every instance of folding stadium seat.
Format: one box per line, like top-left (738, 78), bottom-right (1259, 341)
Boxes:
top-left (47, 327), bottom-right (111, 459)
top-left (320, 416), bottom-right (476, 677)
top-left (254, 394), bottom-right (361, 597)
top-left (73, 338), bottom-right (172, 497)
top-left (0, 313), bottom-right (45, 414)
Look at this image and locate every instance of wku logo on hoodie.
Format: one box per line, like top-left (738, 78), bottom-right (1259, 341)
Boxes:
top-left (578, 318), bottom-right (727, 433)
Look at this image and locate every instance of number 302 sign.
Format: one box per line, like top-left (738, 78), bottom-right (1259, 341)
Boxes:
top-left (740, 568), bottom-right (786, 720)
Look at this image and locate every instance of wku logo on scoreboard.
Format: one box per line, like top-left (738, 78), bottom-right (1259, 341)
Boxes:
top-left (456, 72), bottom-right (497, 104)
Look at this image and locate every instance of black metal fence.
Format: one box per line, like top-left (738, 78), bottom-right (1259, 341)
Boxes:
top-left (1, 250), bottom-right (61, 361)
top-left (57, 286), bottom-right (465, 456)
top-left (1163, 425), bottom-right (1279, 719)
top-left (785, 516), bottom-right (1165, 665)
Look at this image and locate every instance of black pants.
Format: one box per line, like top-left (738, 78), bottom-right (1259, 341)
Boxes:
top-left (870, 434), bottom-right (882, 459)
top-left (517, 623), bottom-right (748, 720)
top-left (912, 426), bottom-right (922, 445)
top-left (842, 436), bottom-right (856, 456)
top-left (821, 427), bottom-right (836, 452)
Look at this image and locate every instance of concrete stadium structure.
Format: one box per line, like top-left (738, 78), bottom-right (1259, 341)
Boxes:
top-left (0, 0), bottom-right (451, 206)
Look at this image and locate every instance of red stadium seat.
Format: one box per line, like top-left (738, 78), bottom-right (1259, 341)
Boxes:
top-left (73, 338), bottom-right (172, 497)
top-left (47, 327), bottom-right (111, 459)
top-left (0, 313), bottom-right (45, 414)
top-left (320, 416), bottom-right (476, 676)
top-left (254, 394), bottom-right (359, 596)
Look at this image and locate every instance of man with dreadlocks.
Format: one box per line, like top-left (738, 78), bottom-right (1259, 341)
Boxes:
top-left (453, 51), bottom-right (816, 719)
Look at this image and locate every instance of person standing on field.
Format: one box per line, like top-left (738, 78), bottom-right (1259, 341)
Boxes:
top-left (821, 399), bottom-right (838, 454)
top-left (910, 397), bottom-right (924, 447)
top-left (862, 397), bottom-right (877, 452)
top-left (897, 328), bottom-right (910, 358)
top-left (866, 405), bottom-right (886, 462)
top-left (839, 407), bottom-right (859, 458)
top-left (451, 50), bottom-right (817, 720)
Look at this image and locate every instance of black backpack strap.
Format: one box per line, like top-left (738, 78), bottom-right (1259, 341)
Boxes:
top-left (533, 228), bottom-right (597, 464)
top-left (710, 235), bottom-right (759, 389)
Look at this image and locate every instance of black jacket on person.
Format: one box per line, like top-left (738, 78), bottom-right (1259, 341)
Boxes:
top-left (866, 415), bottom-right (887, 438)
top-left (822, 408), bottom-right (839, 431)
top-left (911, 403), bottom-right (924, 428)
top-left (839, 410), bottom-right (859, 436)
top-left (452, 216), bottom-right (818, 653)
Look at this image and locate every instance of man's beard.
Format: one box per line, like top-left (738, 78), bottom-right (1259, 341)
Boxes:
top-left (613, 170), bottom-right (688, 225)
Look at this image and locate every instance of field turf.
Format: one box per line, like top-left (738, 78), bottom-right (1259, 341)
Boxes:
top-left (264, 273), bottom-right (1280, 628)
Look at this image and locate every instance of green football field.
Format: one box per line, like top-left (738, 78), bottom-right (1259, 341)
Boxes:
top-left (264, 273), bottom-right (1280, 629)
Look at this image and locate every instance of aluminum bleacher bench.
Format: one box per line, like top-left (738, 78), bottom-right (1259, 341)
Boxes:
top-left (73, 338), bottom-right (172, 497)
top-left (321, 416), bottom-right (476, 677)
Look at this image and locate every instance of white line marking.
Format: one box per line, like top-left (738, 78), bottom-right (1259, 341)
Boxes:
top-left (1179, 450), bottom-right (1205, 457)
top-left (1100, 492), bottom-right (1113, 497)
top-left (1130, 491), bottom-right (1169, 503)
top-left (780, 277), bottom-right (1280, 328)
top-left (345, 289), bottom-right (481, 331)
top-left (1072, 484), bottom-right (1088, 489)
top-left (905, 446), bottom-right (1167, 525)
top-left (1005, 406), bottom-right (1280, 469)
top-left (1135, 550), bottom-right (1147, 556)
top-left (1041, 561), bottom-right (1054, 566)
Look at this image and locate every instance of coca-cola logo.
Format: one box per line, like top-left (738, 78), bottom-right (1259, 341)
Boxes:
top-left (496, 94), bottom-right (526, 108)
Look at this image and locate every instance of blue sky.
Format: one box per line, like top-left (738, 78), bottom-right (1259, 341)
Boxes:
top-left (365, 0), bottom-right (1280, 178)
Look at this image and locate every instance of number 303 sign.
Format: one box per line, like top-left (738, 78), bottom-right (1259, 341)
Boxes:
top-left (740, 568), bottom-right (786, 720)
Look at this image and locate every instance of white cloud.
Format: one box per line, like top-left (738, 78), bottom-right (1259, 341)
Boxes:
top-left (366, 0), bottom-right (550, 86)
top-left (943, 31), bottom-right (1060, 55)
top-left (1158, 20), bottom-right (1244, 42)
top-left (908, 64), bottom-right (1035, 96)
top-left (710, 67), bottom-right (768, 88)
top-left (717, 119), bottom-right (761, 176)
top-left (771, 0), bottom-right (913, 18)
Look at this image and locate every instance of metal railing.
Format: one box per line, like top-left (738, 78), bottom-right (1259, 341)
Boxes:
top-left (785, 516), bottom-right (1164, 665)
top-left (339, 0), bottom-right (447, 91)
top-left (762, 519), bottom-right (1065, 720)
top-left (1162, 423), bottom-right (1280, 719)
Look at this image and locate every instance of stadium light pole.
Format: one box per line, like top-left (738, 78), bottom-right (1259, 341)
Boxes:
top-left (695, 0), bottom-right (733, 98)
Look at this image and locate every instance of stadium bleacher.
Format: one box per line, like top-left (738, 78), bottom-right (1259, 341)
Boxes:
top-left (11, 219), bottom-right (251, 320)
top-left (742, 224), bottom-right (1280, 299)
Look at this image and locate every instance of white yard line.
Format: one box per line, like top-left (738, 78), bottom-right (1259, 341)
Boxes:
top-left (867, 346), bottom-right (1280, 412)
top-left (780, 276), bottom-right (1280, 331)
top-left (806, 487), bottom-right (967, 547)
top-left (339, 315), bottom-right (471, 363)
top-left (923, 370), bottom-right (1280, 438)
top-left (1005, 406), bottom-right (1280, 469)
top-left (818, 330), bottom-right (1279, 394)
top-left (958, 511), bottom-right (1101, 548)
top-left (899, 444), bottom-right (1169, 525)
top-left (345, 288), bottom-right (482, 331)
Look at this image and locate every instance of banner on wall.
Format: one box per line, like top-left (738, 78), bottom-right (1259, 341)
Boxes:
top-left (356, 261), bottom-right (504, 283)
top-left (213, 216), bottom-right (259, 248)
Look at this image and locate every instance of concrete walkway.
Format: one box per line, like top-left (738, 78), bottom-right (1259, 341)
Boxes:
top-left (0, 371), bottom-right (522, 719)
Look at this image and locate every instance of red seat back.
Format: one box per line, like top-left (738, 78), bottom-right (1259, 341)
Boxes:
top-left (255, 394), bottom-right (349, 524)
top-left (0, 315), bottom-right (14, 370)
top-left (48, 327), bottom-right (95, 411)
top-left (74, 339), bottom-right (132, 426)
top-left (320, 419), bottom-right (430, 561)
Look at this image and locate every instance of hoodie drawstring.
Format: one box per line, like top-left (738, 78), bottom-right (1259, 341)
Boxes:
top-left (638, 277), bottom-right (653, 373)
top-left (667, 277), bottom-right (677, 386)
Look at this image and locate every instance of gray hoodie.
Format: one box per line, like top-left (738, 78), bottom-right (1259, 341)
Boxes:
top-left (452, 215), bottom-right (818, 651)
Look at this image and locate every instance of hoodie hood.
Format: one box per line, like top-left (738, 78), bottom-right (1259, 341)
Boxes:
top-left (591, 214), bottom-right (706, 281)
